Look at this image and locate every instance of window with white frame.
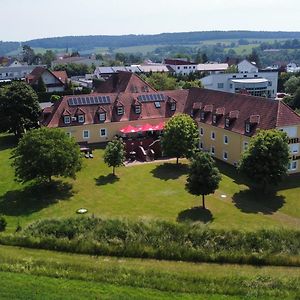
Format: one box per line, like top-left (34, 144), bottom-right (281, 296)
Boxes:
top-left (288, 161), bottom-right (297, 171)
top-left (217, 83), bottom-right (224, 89)
top-left (99, 112), bottom-right (106, 122)
top-left (64, 116), bottom-right (71, 124)
top-left (211, 146), bottom-right (215, 155)
top-left (78, 114), bottom-right (85, 123)
top-left (200, 127), bottom-right (204, 136)
top-left (199, 142), bottom-right (203, 150)
top-left (212, 115), bottom-right (217, 124)
top-left (135, 105), bottom-right (141, 114)
top-left (223, 151), bottom-right (228, 160)
top-left (243, 141), bottom-right (249, 151)
top-left (289, 144), bottom-right (299, 154)
top-left (66, 132), bottom-right (71, 137)
top-left (83, 130), bottom-right (90, 139)
top-left (170, 102), bottom-right (176, 111)
top-left (117, 106), bottom-right (124, 115)
top-left (200, 111), bottom-right (205, 120)
top-left (245, 123), bottom-right (251, 133)
top-left (100, 128), bottom-right (107, 137)
top-left (225, 118), bottom-right (230, 128)
top-left (154, 101), bottom-right (161, 108)
top-left (224, 135), bottom-right (228, 144)
top-left (211, 131), bottom-right (215, 140)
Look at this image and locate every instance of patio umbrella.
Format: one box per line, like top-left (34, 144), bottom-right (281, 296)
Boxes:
top-left (138, 123), bottom-right (155, 132)
top-left (120, 125), bottom-right (139, 133)
top-left (154, 122), bottom-right (165, 131)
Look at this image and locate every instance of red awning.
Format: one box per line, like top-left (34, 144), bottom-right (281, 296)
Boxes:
top-left (154, 122), bottom-right (165, 130)
top-left (120, 125), bottom-right (139, 133)
top-left (138, 123), bottom-right (156, 132)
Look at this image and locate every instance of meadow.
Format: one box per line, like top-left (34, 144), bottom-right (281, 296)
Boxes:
top-left (1, 134), bottom-right (300, 233)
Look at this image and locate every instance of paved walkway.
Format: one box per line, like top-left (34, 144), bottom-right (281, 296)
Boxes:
top-left (125, 157), bottom-right (179, 167)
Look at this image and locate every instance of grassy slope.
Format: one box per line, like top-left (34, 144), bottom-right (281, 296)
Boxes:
top-left (0, 134), bottom-right (300, 232)
top-left (0, 245), bottom-right (299, 299)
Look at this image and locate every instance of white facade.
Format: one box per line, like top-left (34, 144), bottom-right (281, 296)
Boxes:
top-left (278, 126), bottom-right (300, 173)
top-left (167, 63), bottom-right (197, 75)
top-left (200, 71), bottom-right (278, 98)
top-left (287, 62), bottom-right (300, 73)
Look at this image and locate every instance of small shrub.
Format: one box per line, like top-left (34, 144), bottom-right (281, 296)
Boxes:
top-left (0, 216), bottom-right (7, 232)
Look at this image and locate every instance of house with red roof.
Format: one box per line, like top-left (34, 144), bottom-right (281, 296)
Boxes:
top-left (26, 67), bottom-right (68, 92)
top-left (41, 71), bottom-right (300, 173)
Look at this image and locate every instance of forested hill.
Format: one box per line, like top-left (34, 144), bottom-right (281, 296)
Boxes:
top-left (2, 31), bottom-right (300, 54)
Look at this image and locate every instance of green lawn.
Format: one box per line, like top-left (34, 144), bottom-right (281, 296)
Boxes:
top-left (0, 134), bottom-right (300, 232)
top-left (0, 245), bottom-right (299, 299)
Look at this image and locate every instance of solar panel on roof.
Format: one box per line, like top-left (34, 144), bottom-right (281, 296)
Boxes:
top-left (67, 95), bottom-right (112, 106)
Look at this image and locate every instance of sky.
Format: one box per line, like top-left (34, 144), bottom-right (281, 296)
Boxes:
top-left (2, 0), bottom-right (300, 41)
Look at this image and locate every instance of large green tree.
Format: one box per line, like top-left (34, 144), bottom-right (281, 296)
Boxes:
top-left (145, 73), bottom-right (178, 90)
top-left (238, 130), bottom-right (290, 191)
top-left (104, 138), bottom-right (126, 176)
top-left (161, 114), bottom-right (199, 164)
top-left (12, 128), bottom-right (82, 183)
top-left (186, 151), bottom-right (221, 209)
top-left (284, 76), bottom-right (300, 94)
top-left (0, 82), bottom-right (40, 138)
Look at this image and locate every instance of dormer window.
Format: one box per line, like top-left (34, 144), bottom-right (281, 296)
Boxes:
top-left (78, 114), bottom-right (85, 123)
top-left (64, 116), bottom-right (71, 124)
top-left (170, 102), bottom-right (176, 111)
top-left (117, 106), bottom-right (124, 115)
top-left (245, 123), bottom-right (251, 133)
top-left (135, 105), bottom-right (141, 114)
top-left (99, 112), bottom-right (106, 122)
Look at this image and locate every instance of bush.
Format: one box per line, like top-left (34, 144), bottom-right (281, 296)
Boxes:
top-left (0, 216), bottom-right (298, 267)
top-left (0, 216), bottom-right (7, 232)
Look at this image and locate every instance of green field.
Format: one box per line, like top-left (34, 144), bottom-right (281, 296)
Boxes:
top-left (0, 245), bottom-right (299, 299)
top-left (0, 134), bottom-right (300, 233)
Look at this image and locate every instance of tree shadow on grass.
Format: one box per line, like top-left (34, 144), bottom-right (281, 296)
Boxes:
top-left (0, 134), bottom-right (17, 151)
top-left (232, 189), bottom-right (285, 215)
top-left (177, 207), bottom-right (214, 224)
top-left (0, 180), bottom-right (74, 216)
top-left (151, 163), bottom-right (188, 181)
top-left (95, 174), bottom-right (120, 186)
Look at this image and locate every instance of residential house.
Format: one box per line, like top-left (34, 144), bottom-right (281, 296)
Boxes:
top-left (26, 67), bottom-right (68, 92)
top-left (42, 71), bottom-right (300, 174)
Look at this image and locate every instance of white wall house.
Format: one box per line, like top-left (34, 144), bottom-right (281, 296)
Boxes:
top-left (200, 71), bottom-right (278, 98)
top-left (40, 71), bottom-right (65, 92)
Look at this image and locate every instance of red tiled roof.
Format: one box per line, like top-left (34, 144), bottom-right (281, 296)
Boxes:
top-left (26, 67), bottom-right (66, 86)
top-left (43, 72), bottom-right (300, 136)
top-left (44, 89), bottom-right (189, 128)
top-left (52, 71), bottom-right (68, 84)
top-left (187, 88), bottom-right (300, 135)
top-left (95, 71), bottom-right (156, 93)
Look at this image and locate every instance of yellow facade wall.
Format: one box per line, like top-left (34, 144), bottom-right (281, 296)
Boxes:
top-left (60, 118), bottom-right (300, 174)
top-left (198, 122), bottom-right (250, 166)
top-left (61, 118), bottom-right (167, 144)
